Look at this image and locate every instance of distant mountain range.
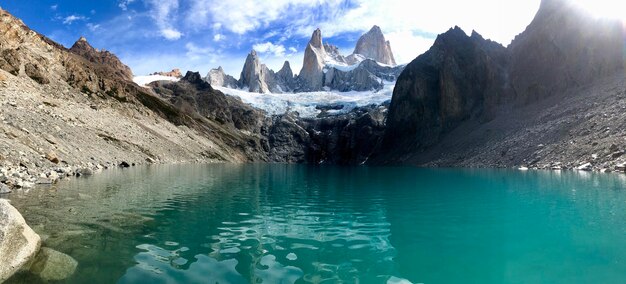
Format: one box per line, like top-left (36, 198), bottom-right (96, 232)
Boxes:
top-left (206, 25), bottom-right (405, 93)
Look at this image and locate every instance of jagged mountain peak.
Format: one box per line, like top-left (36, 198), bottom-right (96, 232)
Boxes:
top-left (310, 28), bottom-right (323, 49)
top-left (279, 61), bottom-right (292, 73)
top-left (353, 25), bottom-right (396, 65)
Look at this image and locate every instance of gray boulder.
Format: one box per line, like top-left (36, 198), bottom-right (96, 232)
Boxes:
top-left (0, 199), bottom-right (42, 282)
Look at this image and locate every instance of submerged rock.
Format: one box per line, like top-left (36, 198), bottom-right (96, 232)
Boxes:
top-left (0, 199), bottom-right (42, 282)
top-left (29, 247), bottom-right (78, 281)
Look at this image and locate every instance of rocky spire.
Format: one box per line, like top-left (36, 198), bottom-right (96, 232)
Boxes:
top-left (239, 50), bottom-right (269, 93)
top-left (353, 25), bottom-right (396, 65)
top-left (299, 28), bottom-right (327, 90)
top-left (276, 61), bottom-right (297, 92)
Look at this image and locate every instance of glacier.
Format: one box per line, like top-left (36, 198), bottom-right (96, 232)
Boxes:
top-left (134, 75), bottom-right (394, 118)
top-left (215, 81), bottom-right (395, 118)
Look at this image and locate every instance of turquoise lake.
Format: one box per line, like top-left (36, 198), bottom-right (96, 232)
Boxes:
top-left (5, 164), bottom-right (626, 283)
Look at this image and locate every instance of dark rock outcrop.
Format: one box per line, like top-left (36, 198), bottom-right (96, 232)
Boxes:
top-left (353, 25), bottom-right (396, 66)
top-left (69, 37), bottom-right (133, 81)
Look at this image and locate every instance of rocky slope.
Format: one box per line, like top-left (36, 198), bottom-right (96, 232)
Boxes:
top-left (376, 0), bottom-right (626, 171)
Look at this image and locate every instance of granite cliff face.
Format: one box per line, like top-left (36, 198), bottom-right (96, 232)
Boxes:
top-left (353, 25), bottom-right (396, 66)
top-left (206, 66), bottom-right (238, 88)
top-left (239, 50), bottom-right (270, 93)
top-left (298, 28), bottom-right (327, 91)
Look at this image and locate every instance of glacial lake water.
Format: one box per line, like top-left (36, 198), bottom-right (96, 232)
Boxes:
top-left (5, 164), bottom-right (626, 283)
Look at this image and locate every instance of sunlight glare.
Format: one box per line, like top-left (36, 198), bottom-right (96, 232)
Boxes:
top-left (571, 0), bottom-right (626, 22)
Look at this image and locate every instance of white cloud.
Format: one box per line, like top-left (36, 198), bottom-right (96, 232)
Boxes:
top-left (253, 42), bottom-right (288, 57)
top-left (161, 28), bottom-right (183, 40)
top-left (118, 0), bottom-right (136, 10)
top-left (145, 0), bottom-right (183, 41)
top-left (213, 34), bottom-right (224, 42)
top-left (50, 4), bottom-right (58, 11)
top-left (62, 15), bottom-right (87, 25)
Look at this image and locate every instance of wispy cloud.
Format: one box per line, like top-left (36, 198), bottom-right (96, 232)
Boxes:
top-left (253, 42), bottom-right (299, 57)
top-left (62, 15), bottom-right (87, 25)
top-left (50, 4), bottom-right (58, 11)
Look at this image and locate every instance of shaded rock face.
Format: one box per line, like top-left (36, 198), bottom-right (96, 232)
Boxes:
top-left (382, 26), bottom-right (509, 155)
top-left (325, 59), bottom-right (404, 92)
top-left (0, 200), bottom-right (41, 282)
top-left (305, 104), bottom-right (388, 165)
top-left (508, 0), bottom-right (625, 104)
top-left (298, 28), bottom-right (326, 91)
top-left (353, 26), bottom-right (396, 66)
top-left (206, 66), bottom-right (238, 88)
top-left (69, 37), bottom-right (133, 81)
top-left (239, 50), bottom-right (270, 93)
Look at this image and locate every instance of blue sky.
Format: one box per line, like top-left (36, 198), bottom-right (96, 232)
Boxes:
top-left (1, 0), bottom-right (540, 77)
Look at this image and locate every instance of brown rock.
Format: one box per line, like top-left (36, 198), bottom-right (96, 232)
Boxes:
top-left (45, 151), bottom-right (59, 164)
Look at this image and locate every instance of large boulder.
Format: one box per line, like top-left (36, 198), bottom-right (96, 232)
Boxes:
top-left (0, 199), bottom-right (42, 282)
